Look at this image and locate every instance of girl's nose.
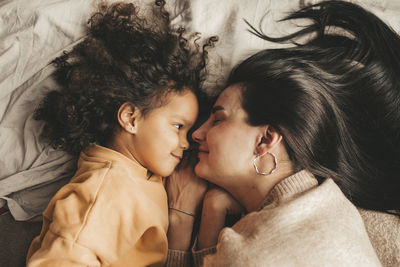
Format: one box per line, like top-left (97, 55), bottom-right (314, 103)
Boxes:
top-left (181, 137), bottom-right (189, 150)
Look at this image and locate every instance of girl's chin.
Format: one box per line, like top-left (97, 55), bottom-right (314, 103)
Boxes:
top-left (155, 165), bottom-right (177, 177)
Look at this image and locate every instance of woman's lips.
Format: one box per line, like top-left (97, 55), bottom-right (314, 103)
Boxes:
top-left (197, 148), bottom-right (209, 157)
top-left (198, 146), bottom-right (209, 153)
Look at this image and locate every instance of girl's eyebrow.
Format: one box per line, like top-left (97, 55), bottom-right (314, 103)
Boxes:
top-left (174, 114), bottom-right (194, 126)
top-left (211, 105), bottom-right (224, 114)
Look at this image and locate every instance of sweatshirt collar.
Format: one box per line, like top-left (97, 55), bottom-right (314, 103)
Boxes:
top-left (259, 170), bottom-right (319, 210)
top-left (81, 144), bottom-right (152, 180)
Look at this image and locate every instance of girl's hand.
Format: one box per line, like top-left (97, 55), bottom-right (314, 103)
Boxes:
top-left (198, 186), bottom-right (244, 249)
top-left (166, 155), bottom-right (208, 251)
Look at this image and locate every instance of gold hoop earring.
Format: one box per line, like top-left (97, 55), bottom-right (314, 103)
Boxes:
top-left (253, 152), bottom-right (277, 176)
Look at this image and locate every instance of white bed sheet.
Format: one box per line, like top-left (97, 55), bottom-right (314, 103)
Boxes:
top-left (0, 0), bottom-right (97, 220)
top-left (0, 0), bottom-right (399, 221)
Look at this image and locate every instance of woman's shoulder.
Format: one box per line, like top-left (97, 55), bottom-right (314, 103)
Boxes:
top-left (233, 178), bottom-right (364, 235)
top-left (358, 208), bottom-right (400, 266)
top-left (207, 178), bottom-right (380, 266)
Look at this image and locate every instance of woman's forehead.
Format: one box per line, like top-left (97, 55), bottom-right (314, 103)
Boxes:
top-left (214, 85), bottom-right (243, 111)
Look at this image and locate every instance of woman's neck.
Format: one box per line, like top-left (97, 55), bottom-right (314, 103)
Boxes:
top-left (231, 161), bottom-right (295, 213)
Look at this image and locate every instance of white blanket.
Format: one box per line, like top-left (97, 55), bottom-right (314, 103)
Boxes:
top-left (1, 0), bottom-right (399, 221)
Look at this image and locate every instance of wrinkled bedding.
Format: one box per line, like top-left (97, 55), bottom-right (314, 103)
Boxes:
top-left (1, 0), bottom-right (399, 221)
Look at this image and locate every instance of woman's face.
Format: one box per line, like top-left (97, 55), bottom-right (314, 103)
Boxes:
top-left (192, 85), bottom-right (263, 188)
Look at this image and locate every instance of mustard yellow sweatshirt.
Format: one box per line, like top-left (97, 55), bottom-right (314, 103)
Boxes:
top-left (27, 144), bottom-right (168, 267)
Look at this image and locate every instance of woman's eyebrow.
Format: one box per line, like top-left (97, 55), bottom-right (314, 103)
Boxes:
top-left (211, 105), bottom-right (224, 114)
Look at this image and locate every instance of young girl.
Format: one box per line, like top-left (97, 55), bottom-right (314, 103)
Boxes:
top-left (26, 1), bottom-right (215, 266)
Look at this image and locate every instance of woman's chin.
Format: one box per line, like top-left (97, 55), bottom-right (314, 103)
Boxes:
top-left (194, 163), bottom-right (208, 179)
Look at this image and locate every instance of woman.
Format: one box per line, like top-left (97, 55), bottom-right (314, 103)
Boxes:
top-left (165, 1), bottom-right (400, 266)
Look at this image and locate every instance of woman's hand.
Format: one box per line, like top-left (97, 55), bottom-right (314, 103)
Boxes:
top-left (166, 162), bottom-right (207, 215)
top-left (198, 187), bottom-right (244, 249)
top-left (166, 155), bottom-right (208, 251)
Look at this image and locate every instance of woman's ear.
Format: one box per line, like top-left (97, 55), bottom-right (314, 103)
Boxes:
top-left (255, 126), bottom-right (283, 156)
top-left (117, 102), bottom-right (140, 134)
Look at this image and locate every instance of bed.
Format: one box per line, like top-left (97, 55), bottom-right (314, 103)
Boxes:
top-left (1, 0), bottom-right (399, 265)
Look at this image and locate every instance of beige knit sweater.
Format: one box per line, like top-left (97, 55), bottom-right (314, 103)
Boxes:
top-left (166, 170), bottom-right (400, 267)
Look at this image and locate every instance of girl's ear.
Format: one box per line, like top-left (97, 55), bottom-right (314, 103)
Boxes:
top-left (117, 102), bottom-right (141, 134)
top-left (255, 126), bottom-right (283, 156)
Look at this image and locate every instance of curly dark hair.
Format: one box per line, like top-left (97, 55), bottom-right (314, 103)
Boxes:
top-left (35, 0), bottom-right (217, 155)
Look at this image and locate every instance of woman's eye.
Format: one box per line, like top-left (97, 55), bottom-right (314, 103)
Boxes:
top-left (212, 118), bottom-right (222, 126)
top-left (174, 124), bottom-right (183, 129)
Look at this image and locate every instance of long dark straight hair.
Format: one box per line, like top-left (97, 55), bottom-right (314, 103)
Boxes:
top-left (228, 1), bottom-right (400, 215)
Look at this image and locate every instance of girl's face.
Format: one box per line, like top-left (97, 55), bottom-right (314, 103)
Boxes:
top-left (192, 85), bottom-right (263, 188)
top-left (133, 90), bottom-right (198, 177)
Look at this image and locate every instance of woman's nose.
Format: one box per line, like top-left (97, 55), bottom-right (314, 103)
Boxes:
top-left (192, 122), bottom-right (206, 143)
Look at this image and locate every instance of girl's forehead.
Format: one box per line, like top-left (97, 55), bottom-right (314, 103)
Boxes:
top-left (150, 90), bottom-right (198, 118)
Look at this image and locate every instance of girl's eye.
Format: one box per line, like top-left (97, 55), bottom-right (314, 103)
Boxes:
top-left (174, 124), bottom-right (183, 129)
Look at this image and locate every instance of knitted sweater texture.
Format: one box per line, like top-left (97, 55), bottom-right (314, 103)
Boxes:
top-left (166, 170), bottom-right (400, 266)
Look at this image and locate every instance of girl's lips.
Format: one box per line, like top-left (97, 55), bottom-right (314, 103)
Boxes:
top-left (171, 154), bottom-right (182, 161)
